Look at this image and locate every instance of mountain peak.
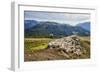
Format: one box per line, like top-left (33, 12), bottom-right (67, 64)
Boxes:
top-left (25, 20), bottom-right (90, 38)
top-left (76, 22), bottom-right (90, 31)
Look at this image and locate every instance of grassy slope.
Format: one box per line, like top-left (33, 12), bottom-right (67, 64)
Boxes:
top-left (79, 36), bottom-right (90, 58)
top-left (24, 36), bottom-right (90, 61)
top-left (24, 38), bottom-right (52, 51)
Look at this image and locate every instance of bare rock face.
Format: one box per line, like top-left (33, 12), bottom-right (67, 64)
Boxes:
top-left (48, 35), bottom-right (83, 55)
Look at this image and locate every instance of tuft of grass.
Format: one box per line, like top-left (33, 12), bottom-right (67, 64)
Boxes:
top-left (30, 44), bottom-right (48, 51)
top-left (24, 38), bottom-right (52, 51)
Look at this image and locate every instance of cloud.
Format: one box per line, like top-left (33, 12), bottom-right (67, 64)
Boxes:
top-left (24, 11), bottom-right (90, 26)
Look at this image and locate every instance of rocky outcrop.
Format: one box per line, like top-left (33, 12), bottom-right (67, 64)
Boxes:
top-left (48, 35), bottom-right (83, 55)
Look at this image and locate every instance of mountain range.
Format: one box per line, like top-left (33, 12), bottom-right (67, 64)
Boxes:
top-left (24, 20), bottom-right (38, 29)
top-left (77, 22), bottom-right (90, 31)
top-left (24, 20), bottom-right (90, 38)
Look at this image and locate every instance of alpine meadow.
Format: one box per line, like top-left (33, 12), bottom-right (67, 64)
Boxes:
top-left (24, 11), bottom-right (90, 61)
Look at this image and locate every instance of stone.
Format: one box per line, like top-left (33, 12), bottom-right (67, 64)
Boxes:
top-left (48, 35), bottom-right (83, 55)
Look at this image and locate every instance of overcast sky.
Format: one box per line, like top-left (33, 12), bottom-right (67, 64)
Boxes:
top-left (24, 11), bottom-right (90, 26)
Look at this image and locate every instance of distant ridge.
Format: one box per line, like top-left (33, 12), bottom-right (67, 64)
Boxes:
top-left (24, 20), bottom-right (90, 38)
top-left (76, 22), bottom-right (90, 31)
